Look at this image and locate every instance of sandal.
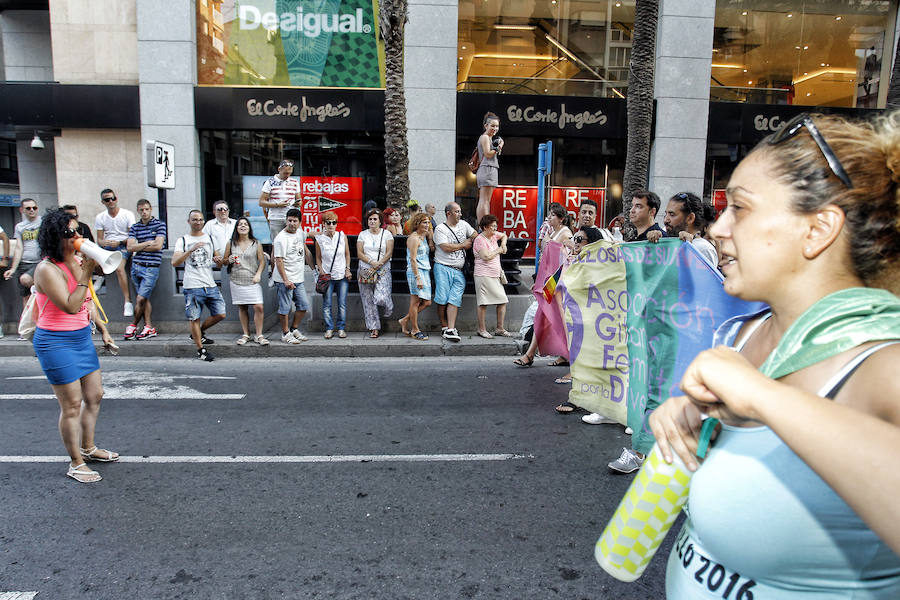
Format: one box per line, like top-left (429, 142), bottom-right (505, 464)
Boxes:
top-left (555, 401), bottom-right (579, 414)
top-left (554, 376), bottom-right (573, 385)
top-left (235, 334), bottom-right (251, 346)
top-left (513, 355), bottom-right (534, 368)
top-left (477, 330), bottom-right (494, 339)
top-left (494, 329), bottom-right (516, 337)
top-left (369, 330), bottom-right (380, 339)
top-left (80, 446), bottom-right (119, 462)
top-left (255, 335), bottom-right (270, 346)
top-left (412, 331), bottom-right (429, 341)
top-left (67, 462), bottom-right (101, 483)
top-left (548, 357), bottom-right (570, 367)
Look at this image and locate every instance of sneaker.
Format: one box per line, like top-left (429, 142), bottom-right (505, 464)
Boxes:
top-left (442, 328), bottom-right (461, 342)
top-left (337, 330), bottom-right (346, 339)
top-left (441, 327), bottom-right (448, 335)
top-left (282, 332), bottom-right (301, 344)
top-left (608, 448), bottom-right (644, 474)
top-left (123, 324), bottom-right (137, 340)
top-left (291, 329), bottom-right (308, 342)
top-left (625, 427), bottom-right (633, 435)
top-left (582, 413), bottom-right (616, 425)
top-left (188, 334), bottom-right (215, 345)
top-left (123, 302), bottom-right (134, 317)
top-left (137, 326), bottom-right (157, 339)
top-left (197, 347), bottom-right (214, 362)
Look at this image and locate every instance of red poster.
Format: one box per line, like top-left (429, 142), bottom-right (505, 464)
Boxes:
top-left (550, 187), bottom-right (606, 225)
top-left (298, 177), bottom-right (364, 234)
top-left (712, 189), bottom-right (727, 216)
top-left (490, 186), bottom-right (539, 257)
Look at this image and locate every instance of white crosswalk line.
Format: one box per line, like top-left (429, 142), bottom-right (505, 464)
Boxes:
top-left (0, 593), bottom-right (39, 600)
top-left (0, 454), bottom-right (529, 464)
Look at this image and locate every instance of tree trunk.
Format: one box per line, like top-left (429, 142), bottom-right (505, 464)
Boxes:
top-left (622, 0), bottom-right (658, 239)
top-left (380, 0), bottom-right (411, 208)
top-left (887, 36), bottom-right (900, 110)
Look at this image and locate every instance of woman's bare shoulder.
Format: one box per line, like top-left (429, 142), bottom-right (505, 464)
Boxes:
top-left (837, 341), bottom-right (900, 424)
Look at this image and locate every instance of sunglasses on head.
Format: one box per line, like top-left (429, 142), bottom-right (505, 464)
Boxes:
top-left (63, 227), bottom-right (79, 239)
top-left (324, 220), bottom-right (337, 225)
top-left (770, 113), bottom-right (853, 189)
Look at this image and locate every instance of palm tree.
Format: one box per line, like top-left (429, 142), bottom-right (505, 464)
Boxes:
top-left (622, 0), bottom-right (658, 239)
top-left (887, 40), bottom-right (900, 110)
top-left (380, 0), bottom-right (410, 208)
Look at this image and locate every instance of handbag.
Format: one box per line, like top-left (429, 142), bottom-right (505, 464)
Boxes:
top-left (17, 290), bottom-right (40, 340)
top-left (359, 230), bottom-right (384, 285)
top-left (316, 233), bottom-right (341, 294)
top-left (467, 146), bottom-right (481, 174)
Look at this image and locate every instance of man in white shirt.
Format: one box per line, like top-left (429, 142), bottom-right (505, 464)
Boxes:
top-left (202, 200), bottom-right (236, 251)
top-left (662, 192), bottom-right (719, 267)
top-left (272, 208), bottom-right (311, 344)
top-left (3, 198), bottom-right (42, 312)
top-left (95, 188), bottom-right (136, 316)
top-left (259, 160), bottom-right (300, 246)
top-left (433, 202), bottom-right (476, 342)
top-left (172, 210), bottom-right (225, 362)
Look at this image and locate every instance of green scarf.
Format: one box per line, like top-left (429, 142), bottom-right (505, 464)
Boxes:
top-left (760, 287), bottom-right (900, 380)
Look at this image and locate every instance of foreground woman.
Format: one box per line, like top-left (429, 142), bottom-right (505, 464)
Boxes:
top-left (33, 209), bottom-right (119, 483)
top-left (650, 112), bottom-right (900, 596)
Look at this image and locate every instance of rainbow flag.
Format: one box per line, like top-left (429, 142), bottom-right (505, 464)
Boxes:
top-left (556, 239), bottom-right (763, 453)
top-left (542, 265), bottom-right (564, 303)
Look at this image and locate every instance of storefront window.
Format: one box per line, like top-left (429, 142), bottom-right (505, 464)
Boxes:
top-left (458, 0), bottom-right (635, 97)
top-left (199, 130), bottom-right (384, 234)
top-left (712, 1), bottom-right (894, 107)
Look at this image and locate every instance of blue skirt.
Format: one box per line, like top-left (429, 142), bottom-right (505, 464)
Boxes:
top-left (33, 326), bottom-right (100, 385)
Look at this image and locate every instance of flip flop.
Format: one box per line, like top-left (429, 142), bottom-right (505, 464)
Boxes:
top-left (548, 358), bottom-right (570, 367)
top-left (513, 356), bottom-right (534, 368)
top-left (493, 329), bottom-right (516, 337)
top-left (413, 331), bottom-right (429, 341)
top-left (555, 401), bottom-right (578, 414)
top-left (477, 330), bottom-right (494, 339)
top-left (554, 376), bottom-right (573, 385)
top-left (369, 330), bottom-right (380, 339)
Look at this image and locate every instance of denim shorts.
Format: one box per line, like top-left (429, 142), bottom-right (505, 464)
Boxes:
top-left (406, 268), bottom-right (432, 301)
top-left (275, 281), bottom-right (310, 314)
top-left (131, 263), bottom-right (160, 298)
top-left (183, 286), bottom-right (226, 321)
top-left (433, 263), bottom-right (465, 307)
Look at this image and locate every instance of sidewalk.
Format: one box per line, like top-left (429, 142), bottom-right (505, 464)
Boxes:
top-left (0, 329), bottom-right (524, 358)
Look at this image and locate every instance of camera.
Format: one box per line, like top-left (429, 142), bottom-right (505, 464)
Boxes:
top-left (30, 134), bottom-right (44, 151)
top-left (491, 136), bottom-right (503, 150)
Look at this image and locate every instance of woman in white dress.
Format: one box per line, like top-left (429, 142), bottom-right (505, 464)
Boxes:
top-left (357, 208), bottom-right (394, 338)
top-left (224, 217), bottom-right (268, 345)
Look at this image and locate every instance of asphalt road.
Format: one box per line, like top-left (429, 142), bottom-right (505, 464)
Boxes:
top-left (0, 356), bottom-right (675, 599)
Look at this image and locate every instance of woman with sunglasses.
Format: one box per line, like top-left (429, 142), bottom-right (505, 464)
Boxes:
top-left (649, 112), bottom-right (900, 596)
top-left (315, 212), bottom-right (351, 339)
top-left (357, 208), bottom-right (394, 338)
top-left (32, 210), bottom-right (118, 483)
top-left (224, 217), bottom-right (268, 346)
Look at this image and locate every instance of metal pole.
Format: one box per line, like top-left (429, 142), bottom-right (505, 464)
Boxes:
top-left (158, 188), bottom-right (169, 248)
top-left (535, 141), bottom-right (553, 268)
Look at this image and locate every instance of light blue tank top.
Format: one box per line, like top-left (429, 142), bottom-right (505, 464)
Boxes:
top-left (666, 312), bottom-right (900, 599)
top-left (406, 236), bottom-right (430, 272)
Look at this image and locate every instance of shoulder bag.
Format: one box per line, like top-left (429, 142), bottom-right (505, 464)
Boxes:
top-left (467, 146), bottom-right (481, 174)
top-left (316, 233), bottom-right (341, 294)
top-left (359, 230), bottom-right (384, 285)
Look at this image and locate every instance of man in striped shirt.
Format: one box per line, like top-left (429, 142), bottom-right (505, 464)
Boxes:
top-left (124, 199), bottom-right (167, 340)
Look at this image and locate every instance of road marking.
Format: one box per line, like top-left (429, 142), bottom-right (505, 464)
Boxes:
top-left (0, 454), bottom-right (530, 464)
top-left (0, 393), bottom-right (245, 400)
top-left (0, 593), bottom-right (38, 600)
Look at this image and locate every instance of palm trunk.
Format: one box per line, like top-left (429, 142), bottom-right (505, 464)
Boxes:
top-left (622, 0), bottom-right (658, 239)
top-left (887, 36), bottom-right (900, 110)
top-left (380, 0), bottom-right (411, 207)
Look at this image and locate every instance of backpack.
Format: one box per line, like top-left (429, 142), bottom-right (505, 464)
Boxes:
top-left (467, 146), bottom-right (481, 174)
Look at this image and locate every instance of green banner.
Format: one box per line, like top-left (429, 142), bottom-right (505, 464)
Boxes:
top-left (198, 0), bottom-right (385, 88)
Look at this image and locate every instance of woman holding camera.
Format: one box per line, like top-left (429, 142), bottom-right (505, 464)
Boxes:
top-left (476, 112), bottom-right (504, 222)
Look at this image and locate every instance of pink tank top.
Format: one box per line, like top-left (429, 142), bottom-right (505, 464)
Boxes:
top-left (35, 260), bottom-right (92, 331)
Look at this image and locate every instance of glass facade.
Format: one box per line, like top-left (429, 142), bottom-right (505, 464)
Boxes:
top-left (712, 1), bottom-right (895, 107)
top-left (458, 0), bottom-right (635, 97)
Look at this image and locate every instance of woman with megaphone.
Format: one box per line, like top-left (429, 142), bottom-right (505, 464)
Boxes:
top-left (32, 209), bottom-right (118, 483)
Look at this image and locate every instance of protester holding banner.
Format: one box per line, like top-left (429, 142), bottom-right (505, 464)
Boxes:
top-left (649, 112), bottom-right (900, 596)
top-left (399, 213), bottom-right (432, 341)
top-left (473, 214), bottom-right (512, 339)
top-left (662, 192), bottom-right (718, 268)
top-left (476, 112), bottom-right (504, 222)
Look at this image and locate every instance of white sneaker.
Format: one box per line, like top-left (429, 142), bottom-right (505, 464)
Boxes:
top-left (282, 332), bottom-right (301, 344)
top-left (291, 329), bottom-right (308, 342)
top-left (123, 302), bottom-right (134, 317)
top-left (442, 328), bottom-right (461, 342)
top-left (625, 427), bottom-right (633, 435)
top-left (582, 413), bottom-right (616, 425)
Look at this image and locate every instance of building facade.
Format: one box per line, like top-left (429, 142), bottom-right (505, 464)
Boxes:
top-left (0, 0), bottom-right (897, 239)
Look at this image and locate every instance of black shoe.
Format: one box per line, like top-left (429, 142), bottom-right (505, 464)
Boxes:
top-left (189, 334), bottom-right (215, 345)
top-left (197, 348), bottom-right (214, 362)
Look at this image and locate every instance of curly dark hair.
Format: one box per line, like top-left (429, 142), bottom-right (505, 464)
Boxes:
top-left (38, 209), bottom-right (77, 263)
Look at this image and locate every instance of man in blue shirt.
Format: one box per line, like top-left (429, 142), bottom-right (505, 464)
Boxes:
top-left (124, 199), bottom-right (167, 340)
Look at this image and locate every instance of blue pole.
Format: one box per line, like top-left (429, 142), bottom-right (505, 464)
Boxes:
top-left (535, 141), bottom-right (552, 267)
